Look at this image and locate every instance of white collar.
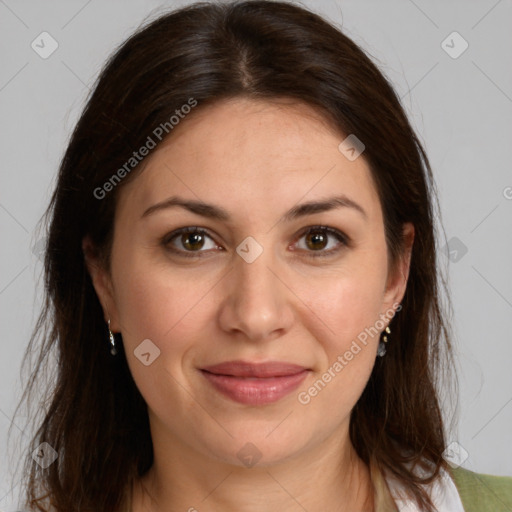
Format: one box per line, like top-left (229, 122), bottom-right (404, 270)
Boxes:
top-left (385, 466), bottom-right (465, 512)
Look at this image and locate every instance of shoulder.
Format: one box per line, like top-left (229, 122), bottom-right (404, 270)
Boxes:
top-left (449, 466), bottom-right (512, 512)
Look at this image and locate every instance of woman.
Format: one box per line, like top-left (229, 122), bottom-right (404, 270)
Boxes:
top-left (16, 1), bottom-right (512, 511)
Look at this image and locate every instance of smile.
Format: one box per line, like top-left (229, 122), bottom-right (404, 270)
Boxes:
top-left (200, 360), bottom-right (310, 405)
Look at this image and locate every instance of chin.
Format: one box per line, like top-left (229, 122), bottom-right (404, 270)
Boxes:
top-left (196, 421), bottom-right (316, 469)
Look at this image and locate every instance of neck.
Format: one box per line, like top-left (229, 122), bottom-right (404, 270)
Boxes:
top-left (131, 422), bottom-right (374, 512)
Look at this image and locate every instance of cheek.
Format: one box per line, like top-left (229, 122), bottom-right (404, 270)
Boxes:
top-left (111, 263), bottom-right (215, 418)
top-left (110, 249), bottom-right (215, 365)
top-left (293, 249), bottom-right (388, 407)
top-left (295, 278), bottom-right (383, 421)
top-left (300, 252), bottom-right (389, 350)
top-left (119, 283), bottom-right (209, 346)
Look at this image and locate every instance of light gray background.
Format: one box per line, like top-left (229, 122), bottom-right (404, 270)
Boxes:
top-left (1, 0), bottom-right (511, 509)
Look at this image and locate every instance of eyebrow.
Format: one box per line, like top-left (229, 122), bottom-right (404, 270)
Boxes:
top-left (141, 194), bottom-right (367, 222)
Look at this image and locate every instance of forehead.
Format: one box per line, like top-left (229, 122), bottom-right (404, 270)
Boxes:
top-left (116, 97), bottom-right (381, 225)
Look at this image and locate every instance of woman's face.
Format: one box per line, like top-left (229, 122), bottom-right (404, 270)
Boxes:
top-left (87, 97), bottom-right (412, 468)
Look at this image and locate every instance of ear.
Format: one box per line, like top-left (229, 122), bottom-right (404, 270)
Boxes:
top-left (382, 222), bottom-right (415, 310)
top-left (82, 235), bottom-right (121, 332)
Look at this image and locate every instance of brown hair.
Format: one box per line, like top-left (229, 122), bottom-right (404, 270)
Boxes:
top-left (13, 1), bottom-right (456, 510)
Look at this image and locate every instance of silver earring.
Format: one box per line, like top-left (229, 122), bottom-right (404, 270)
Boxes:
top-left (108, 319), bottom-right (117, 356)
top-left (377, 326), bottom-right (391, 357)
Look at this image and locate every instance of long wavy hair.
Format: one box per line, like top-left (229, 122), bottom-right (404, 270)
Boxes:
top-left (12, 1), bottom-right (456, 510)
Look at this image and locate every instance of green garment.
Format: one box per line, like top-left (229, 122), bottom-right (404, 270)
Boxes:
top-left (450, 466), bottom-right (512, 511)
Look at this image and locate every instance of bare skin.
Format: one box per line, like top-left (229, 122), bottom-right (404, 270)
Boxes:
top-left (84, 97), bottom-right (413, 511)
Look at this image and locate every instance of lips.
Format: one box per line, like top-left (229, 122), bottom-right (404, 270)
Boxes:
top-left (200, 360), bottom-right (310, 405)
top-left (202, 360), bottom-right (308, 378)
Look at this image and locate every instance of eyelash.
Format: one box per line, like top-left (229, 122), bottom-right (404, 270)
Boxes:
top-left (161, 225), bottom-right (349, 259)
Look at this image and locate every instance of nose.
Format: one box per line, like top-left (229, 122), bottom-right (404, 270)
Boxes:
top-left (217, 245), bottom-right (295, 343)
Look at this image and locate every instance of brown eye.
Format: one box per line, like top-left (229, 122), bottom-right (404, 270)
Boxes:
top-left (294, 226), bottom-right (348, 257)
top-left (162, 225), bottom-right (348, 259)
top-left (305, 229), bottom-right (329, 251)
top-left (181, 231), bottom-right (206, 251)
top-left (163, 227), bottom-right (219, 257)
